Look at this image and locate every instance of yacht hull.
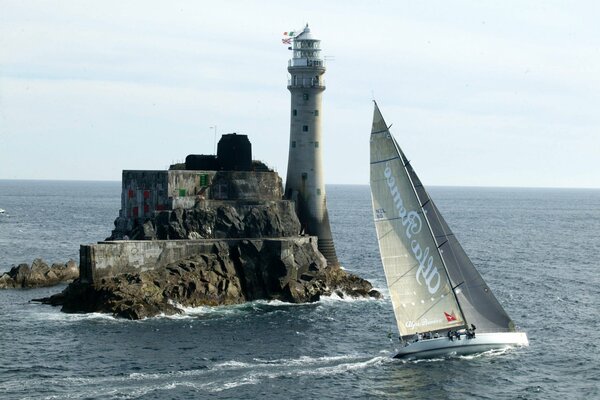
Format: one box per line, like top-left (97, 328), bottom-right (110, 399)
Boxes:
top-left (394, 332), bottom-right (528, 359)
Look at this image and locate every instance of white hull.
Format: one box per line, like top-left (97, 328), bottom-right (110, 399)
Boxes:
top-left (394, 332), bottom-right (528, 359)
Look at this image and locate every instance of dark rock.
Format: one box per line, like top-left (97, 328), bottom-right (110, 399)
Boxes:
top-left (318, 264), bottom-right (382, 299)
top-left (142, 221), bottom-right (157, 240)
top-left (108, 201), bottom-right (301, 241)
top-left (214, 206), bottom-right (244, 238)
top-left (35, 240), bottom-right (380, 319)
top-left (0, 259), bottom-right (78, 289)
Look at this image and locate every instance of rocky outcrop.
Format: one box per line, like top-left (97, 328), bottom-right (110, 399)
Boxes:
top-left (36, 240), bottom-right (380, 319)
top-left (33, 170), bottom-right (382, 317)
top-left (108, 201), bottom-right (301, 241)
top-left (0, 259), bottom-right (78, 289)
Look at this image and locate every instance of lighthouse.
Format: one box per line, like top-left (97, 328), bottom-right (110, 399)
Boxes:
top-left (285, 24), bottom-right (338, 266)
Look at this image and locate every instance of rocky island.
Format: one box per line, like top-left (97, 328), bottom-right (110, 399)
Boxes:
top-left (0, 259), bottom-right (78, 289)
top-left (37, 134), bottom-right (380, 319)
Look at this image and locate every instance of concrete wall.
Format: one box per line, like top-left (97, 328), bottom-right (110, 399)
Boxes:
top-left (79, 236), bottom-right (318, 284)
top-left (120, 170), bottom-right (283, 221)
top-left (120, 170), bottom-right (216, 221)
top-left (210, 171), bottom-right (283, 201)
top-left (120, 170), bottom-right (169, 220)
top-left (167, 170), bottom-right (215, 200)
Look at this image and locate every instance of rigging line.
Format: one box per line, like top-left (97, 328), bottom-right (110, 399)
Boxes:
top-left (376, 215), bottom-right (408, 223)
top-left (437, 240), bottom-right (448, 249)
top-left (412, 288), bottom-right (461, 324)
top-left (371, 129), bottom-right (389, 135)
top-left (421, 199), bottom-right (431, 208)
top-left (370, 156), bottom-right (399, 165)
top-left (376, 226), bottom-right (395, 241)
top-left (388, 261), bottom-right (421, 288)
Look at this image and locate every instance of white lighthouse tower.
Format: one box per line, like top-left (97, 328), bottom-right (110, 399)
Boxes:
top-left (285, 24), bottom-right (338, 266)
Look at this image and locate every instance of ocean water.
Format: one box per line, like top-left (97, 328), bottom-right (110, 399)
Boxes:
top-left (0, 180), bottom-right (599, 399)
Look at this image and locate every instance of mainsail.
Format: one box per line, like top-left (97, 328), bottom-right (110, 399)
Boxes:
top-left (369, 102), bottom-right (515, 339)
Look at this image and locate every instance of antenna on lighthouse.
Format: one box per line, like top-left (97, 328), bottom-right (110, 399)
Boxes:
top-left (210, 125), bottom-right (217, 154)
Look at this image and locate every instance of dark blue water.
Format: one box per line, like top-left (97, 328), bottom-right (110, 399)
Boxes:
top-left (1, 181), bottom-right (598, 399)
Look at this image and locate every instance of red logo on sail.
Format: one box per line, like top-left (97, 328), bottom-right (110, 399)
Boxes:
top-left (444, 311), bottom-right (457, 322)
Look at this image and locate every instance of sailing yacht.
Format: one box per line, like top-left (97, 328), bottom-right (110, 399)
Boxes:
top-left (369, 102), bottom-right (528, 359)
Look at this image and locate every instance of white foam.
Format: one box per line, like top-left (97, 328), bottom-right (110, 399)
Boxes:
top-left (394, 345), bottom-right (513, 364)
top-left (210, 376), bottom-right (260, 392)
top-left (214, 360), bottom-right (253, 370)
top-left (29, 307), bottom-right (121, 323)
top-left (458, 346), bottom-right (511, 360)
top-left (406, 357), bottom-right (447, 364)
top-left (319, 291), bottom-right (386, 304)
top-left (28, 291), bottom-right (387, 324)
top-left (205, 355), bottom-right (389, 392)
top-left (214, 353), bottom-right (387, 374)
top-left (115, 381), bottom-right (203, 399)
top-left (251, 354), bottom-right (357, 367)
top-left (247, 299), bottom-right (314, 310)
top-left (164, 298), bottom-right (314, 318)
top-left (12, 353), bottom-right (391, 399)
top-left (295, 356), bottom-right (388, 376)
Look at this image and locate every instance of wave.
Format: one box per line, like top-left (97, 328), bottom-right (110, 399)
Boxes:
top-left (26, 307), bottom-right (123, 323)
top-left (319, 291), bottom-right (387, 304)
top-left (393, 345), bottom-right (516, 364)
top-left (26, 291), bottom-right (388, 324)
top-left (163, 298), bottom-right (310, 319)
top-left (26, 298), bottom-right (309, 324)
top-left (222, 354), bottom-right (358, 369)
top-left (457, 346), bottom-right (513, 360)
top-left (121, 354), bottom-right (374, 382)
top-left (208, 355), bottom-right (390, 393)
top-left (4, 353), bottom-right (390, 399)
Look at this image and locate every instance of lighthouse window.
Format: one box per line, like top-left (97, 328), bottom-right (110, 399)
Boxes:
top-left (293, 109), bottom-right (297, 116)
top-left (316, 188), bottom-right (321, 196)
top-left (292, 141), bottom-right (296, 148)
top-left (302, 125), bottom-right (308, 132)
top-left (315, 141), bottom-right (319, 148)
top-left (303, 93), bottom-right (309, 101)
top-left (314, 110), bottom-right (319, 116)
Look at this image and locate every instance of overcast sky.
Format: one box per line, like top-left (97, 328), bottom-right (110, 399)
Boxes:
top-left (1, 1), bottom-right (598, 188)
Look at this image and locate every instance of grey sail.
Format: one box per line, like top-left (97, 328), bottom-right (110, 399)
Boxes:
top-left (402, 159), bottom-right (515, 333)
top-left (370, 102), bottom-right (515, 337)
top-left (370, 102), bottom-right (466, 339)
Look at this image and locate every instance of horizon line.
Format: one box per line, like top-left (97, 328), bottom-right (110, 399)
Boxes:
top-left (0, 178), bottom-right (598, 191)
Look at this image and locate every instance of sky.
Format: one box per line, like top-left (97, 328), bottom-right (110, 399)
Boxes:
top-left (1, 1), bottom-right (599, 188)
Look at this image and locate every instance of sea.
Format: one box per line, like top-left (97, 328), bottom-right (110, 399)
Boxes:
top-left (0, 180), bottom-right (598, 399)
